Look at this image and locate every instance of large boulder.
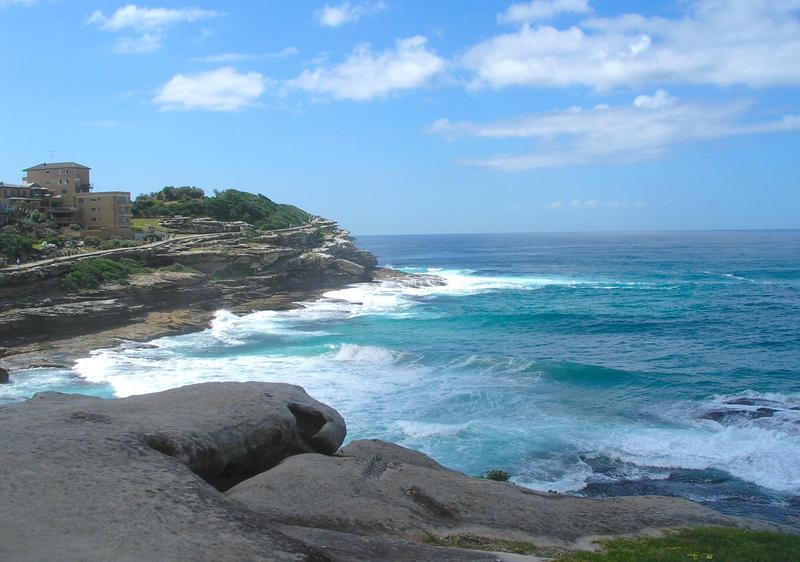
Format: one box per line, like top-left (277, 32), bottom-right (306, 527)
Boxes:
top-left (0, 382), bottom-right (345, 561)
top-left (0, 383), bottom-right (499, 562)
top-left (228, 439), bottom-right (781, 548)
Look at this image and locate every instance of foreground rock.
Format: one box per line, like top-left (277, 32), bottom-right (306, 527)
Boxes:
top-left (228, 439), bottom-right (774, 550)
top-left (1, 382), bottom-right (789, 562)
top-left (0, 383), bottom-right (501, 562)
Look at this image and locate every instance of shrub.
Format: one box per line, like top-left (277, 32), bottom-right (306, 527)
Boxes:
top-left (132, 186), bottom-right (310, 230)
top-left (98, 238), bottom-right (140, 250)
top-left (0, 232), bottom-right (36, 260)
top-left (476, 469), bottom-right (511, 482)
top-left (62, 257), bottom-right (147, 292)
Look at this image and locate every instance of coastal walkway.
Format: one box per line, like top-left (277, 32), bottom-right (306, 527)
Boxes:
top-left (1, 217), bottom-right (330, 273)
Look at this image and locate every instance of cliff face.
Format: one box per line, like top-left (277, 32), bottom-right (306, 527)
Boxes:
top-left (0, 221), bottom-right (377, 355)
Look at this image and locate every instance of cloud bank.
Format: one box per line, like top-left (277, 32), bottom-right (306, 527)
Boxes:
top-left (429, 91), bottom-right (800, 170)
top-left (465, 0), bottom-right (800, 90)
top-left (88, 5), bottom-right (219, 53)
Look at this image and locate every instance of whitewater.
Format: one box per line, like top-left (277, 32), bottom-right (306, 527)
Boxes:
top-left (2, 231), bottom-right (799, 523)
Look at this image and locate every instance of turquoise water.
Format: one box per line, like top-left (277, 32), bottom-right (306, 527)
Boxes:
top-left (3, 231), bottom-right (799, 523)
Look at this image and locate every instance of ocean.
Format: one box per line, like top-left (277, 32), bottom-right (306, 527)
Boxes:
top-left (3, 230), bottom-right (799, 524)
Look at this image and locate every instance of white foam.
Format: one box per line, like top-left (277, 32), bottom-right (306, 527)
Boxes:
top-left (392, 420), bottom-right (471, 439)
top-left (332, 344), bottom-right (401, 364)
top-left (596, 424), bottom-right (800, 494)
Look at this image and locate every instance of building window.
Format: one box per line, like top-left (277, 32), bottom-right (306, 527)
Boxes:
top-left (91, 218), bottom-right (97, 222)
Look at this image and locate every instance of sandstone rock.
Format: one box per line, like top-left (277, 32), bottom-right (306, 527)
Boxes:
top-left (0, 383), bottom-right (506, 562)
top-left (0, 382), bottom-right (346, 561)
top-left (228, 439), bottom-right (778, 548)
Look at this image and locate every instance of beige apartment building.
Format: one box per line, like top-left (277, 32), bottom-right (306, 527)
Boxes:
top-left (75, 191), bottom-right (132, 236)
top-left (0, 161), bottom-right (134, 238)
top-left (23, 162), bottom-right (92, 206)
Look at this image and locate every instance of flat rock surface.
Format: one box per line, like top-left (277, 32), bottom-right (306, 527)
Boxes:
top-left (228, 439), bottom-right (787, 546)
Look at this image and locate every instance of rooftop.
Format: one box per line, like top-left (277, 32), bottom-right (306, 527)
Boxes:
top-left (24, 162), bottom-right (90, 171)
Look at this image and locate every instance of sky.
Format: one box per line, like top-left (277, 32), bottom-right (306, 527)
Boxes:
top-left (1, 0), bottom-right (799, 234)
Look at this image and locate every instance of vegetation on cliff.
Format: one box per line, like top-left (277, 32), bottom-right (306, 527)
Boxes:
top-left (132, 186), bottom-right (310, 230)
top-left (552, 527), bottom-right (800, 562)
top-left (61, 257), bottom-right (147, 291)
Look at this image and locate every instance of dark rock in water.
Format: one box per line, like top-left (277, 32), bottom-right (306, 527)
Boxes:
top-left (0, 383), bottom-right (788, 562)
top-left (724, 397), bottom-right (783, 408)
top-left (700, 408), bottom-right (778, 423)
top-left (0, 366), bottom-right (8, 383)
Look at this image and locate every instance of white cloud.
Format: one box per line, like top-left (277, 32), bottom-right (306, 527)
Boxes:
top-left (288, 36), bottom-right (445, 101)
top-left (153, 67), bottom-right (266, 111)
top-left (194, 48), bottom-right (299, 63)
top-left (88, 5), bottom-right (219, 53)
top-left (633, 89), bottom-right (676, 109)
top-left (498, 0), bottom-right (591, 24)
top-left (548, 199), bottom-right (647, 209)
top-left (465, 0), bottom-right (800, 90)
top-left (315, 1), bottom-right (387, 28)
top-left (428, 91), bottom-right (800, 171)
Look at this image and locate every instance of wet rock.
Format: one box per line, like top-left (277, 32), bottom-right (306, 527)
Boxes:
top-left (0, 366), bottom-right (8, 383)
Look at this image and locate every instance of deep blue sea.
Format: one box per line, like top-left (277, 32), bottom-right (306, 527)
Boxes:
top-left (3, 231), bottom-right (800, 524)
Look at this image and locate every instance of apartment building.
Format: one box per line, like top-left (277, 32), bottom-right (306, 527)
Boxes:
top-left (23, 162), bottom-right (91, 206)
top-left (76, 191), bottom-right (132, 235)
top-left (0, 162), bottom-right (132, 237)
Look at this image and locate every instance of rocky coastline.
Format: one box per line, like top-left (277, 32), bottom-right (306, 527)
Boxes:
top-left (0, 381), bottom-right (790, 562)
top-left (2, 222), bottom-right (797, 561)
top-left (0, 220), bottom-right (382, 372)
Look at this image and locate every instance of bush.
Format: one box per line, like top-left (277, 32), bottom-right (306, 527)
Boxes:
top-left (132, 186), bottom-right (310, 230)
top-left (97, 238), bottom-right (140, 250)
top-left (476, 469), bottom-right (511, 482)
top-left (62, 258), bottom-right (147, 292)
top-left (0, 232), bottom-right (35, 260)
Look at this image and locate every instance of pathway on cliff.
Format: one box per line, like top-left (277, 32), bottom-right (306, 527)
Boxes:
top-left (0, 217), bottom-right (330, 273)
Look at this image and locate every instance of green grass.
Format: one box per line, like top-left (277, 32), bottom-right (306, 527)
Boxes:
top-left (553, 527), bottom-right (800, 562)
top-left (131, 218), bottom-right (162, 231)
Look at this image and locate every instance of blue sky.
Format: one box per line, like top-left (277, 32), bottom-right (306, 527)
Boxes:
top-left (1, 0), bottom-right (799, 234)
